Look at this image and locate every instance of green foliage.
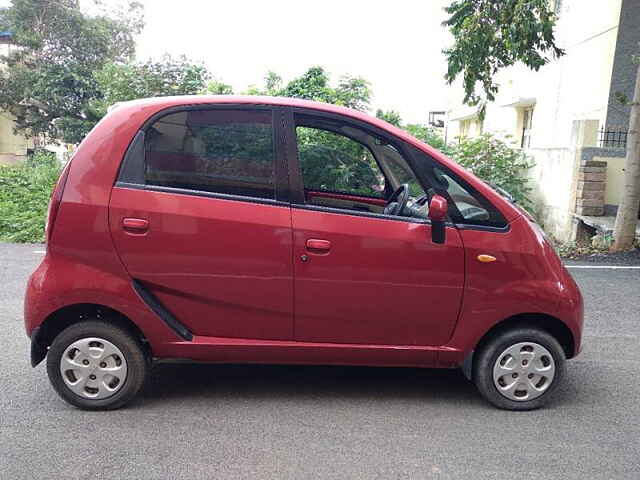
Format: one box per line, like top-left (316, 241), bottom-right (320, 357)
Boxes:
top-left (404, 124), bottom-right (449, 153)
top-left (376, 109), bottom-right (402, 127)
top-left (247, 66), bottom-right (372, 111)
top-left (0, 151), bottom-right (61, 243)
top-left (0, 0), bottom-right (144, 144)
top-left (443, 0), bottom-right (564, 110)
top-left (447, 134), bottom-right (533, 207)
top-left (93, 55), bottom-right (212, 116)
top-left (203, 78), bottom-right (234, 95)
top-left (297, 127), bottom-right (382, 197)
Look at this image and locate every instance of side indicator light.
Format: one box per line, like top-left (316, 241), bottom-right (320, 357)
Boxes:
top-left (477, 254), bottom-right (497, 263)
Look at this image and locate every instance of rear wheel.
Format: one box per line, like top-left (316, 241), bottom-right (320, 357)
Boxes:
top-left (46, 320), bottom-right (148, 410)
top-left (473, 327), bottom-right (566, 410)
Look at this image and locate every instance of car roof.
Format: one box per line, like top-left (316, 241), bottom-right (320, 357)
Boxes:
top-left (114, 94), bottom-right (407, 135)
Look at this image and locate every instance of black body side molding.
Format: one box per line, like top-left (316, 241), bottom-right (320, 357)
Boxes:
top-left (132, 280), bottom-right (193, 341)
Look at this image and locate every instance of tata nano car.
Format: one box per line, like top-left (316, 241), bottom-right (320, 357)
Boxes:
top-left (24, 96), bottom-right (583, 410)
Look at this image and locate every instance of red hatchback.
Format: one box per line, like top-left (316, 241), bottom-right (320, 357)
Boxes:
top-left (25, 96), bottom-right (583, 410)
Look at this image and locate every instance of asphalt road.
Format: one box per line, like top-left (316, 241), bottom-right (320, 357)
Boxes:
top-left (1, 242), bottom-right (639, 479)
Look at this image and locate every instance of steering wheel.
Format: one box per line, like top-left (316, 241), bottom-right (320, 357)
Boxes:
top-left (384, 183), bottom-right (410, 216)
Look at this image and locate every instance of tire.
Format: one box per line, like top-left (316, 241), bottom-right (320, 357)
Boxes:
top-left (473, 327), bottom-right (566, 411)
top-left (46, 320), bottom-right (149, 410)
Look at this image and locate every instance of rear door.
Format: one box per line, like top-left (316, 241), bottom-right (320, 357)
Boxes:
top-left (109, 106), bottom-right (294, 340)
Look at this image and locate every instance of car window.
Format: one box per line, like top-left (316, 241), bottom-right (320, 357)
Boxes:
top-left (296, 126), bottom-right (385, 198)
top-left (380, 144), bottom-right (425, 197)
top-left (144, 109), bottom-right (275, 199)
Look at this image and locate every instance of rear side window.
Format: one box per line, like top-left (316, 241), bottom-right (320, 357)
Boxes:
top-left (143, 109), bottom-right (275, 199)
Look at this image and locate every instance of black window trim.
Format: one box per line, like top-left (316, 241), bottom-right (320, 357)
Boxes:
top-left (116, 103), bottom-right (290, 205)
top-left (114, 181), bottom-right (290, 208)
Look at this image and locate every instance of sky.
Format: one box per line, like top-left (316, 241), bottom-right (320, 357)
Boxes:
top-left (133, 0), bottom-right (452, 123)
top-left (1, 0), bottom-right (454, 124)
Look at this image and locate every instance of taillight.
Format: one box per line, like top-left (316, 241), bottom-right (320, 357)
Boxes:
top-left (45, 161), bottom-right (72, 244)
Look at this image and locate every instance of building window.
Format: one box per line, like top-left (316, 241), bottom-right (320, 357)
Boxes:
top-left (459, 117), bottom-right (483, 139)
top-left (521, 107), bottom-right (534, 148)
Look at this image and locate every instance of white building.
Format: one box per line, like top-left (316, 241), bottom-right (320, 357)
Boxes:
top-left (446, 0), bottom-right (640, 241)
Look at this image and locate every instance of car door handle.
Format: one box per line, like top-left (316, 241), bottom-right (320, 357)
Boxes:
top-left (122, 217), bottom-right (149, 233)
top-left (306, 239), bottom-right (331, 252)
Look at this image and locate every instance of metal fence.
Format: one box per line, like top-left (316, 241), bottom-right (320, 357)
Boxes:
top-left (598, 127), bottom-right (628, 149)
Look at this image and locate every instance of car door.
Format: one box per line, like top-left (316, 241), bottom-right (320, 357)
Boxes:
top-left (286, 110), bottom-right (465, 347)
top-left (109, 106), bottom-right (294, 340)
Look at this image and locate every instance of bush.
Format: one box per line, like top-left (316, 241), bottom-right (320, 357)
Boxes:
top-left (447, 134), bottom-right (533, 208)
top-left (0, 151), bottom-right (61, 243)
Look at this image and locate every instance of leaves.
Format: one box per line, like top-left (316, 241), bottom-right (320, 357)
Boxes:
top-left (246, 66), bottom-right (372, 112)
top-left (443, 0), bottom-right (564, 107)
top-left (376, 109), bottom-right (402, 127)
top-left (0, 151), bottom-right (61, 243)
top-left (93, 55), bottom-right (212, 117)
top-left (447, 133), bottom-right (534, 207)
top-left (0, 0), bottom-right (144, 143)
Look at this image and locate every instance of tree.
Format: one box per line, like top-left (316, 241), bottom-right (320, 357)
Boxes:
top-left (376, 109), bottom-right (402, 127)
top-left (612, 60), bottom-right (640, 251)
top-left (0, 0), bottom-right (143, 143)
top-left (443, 0), bottom-right (563, 110)
top-left (93, 55), bottom-right (212, 115)
top-left (247, 66), bottom-right (372, 111)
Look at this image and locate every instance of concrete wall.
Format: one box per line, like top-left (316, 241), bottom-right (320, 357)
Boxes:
top-left (526, 147), bottom-right (579, 241)
top-left (1, 38), bottom-right (32, 164)
top-left (0, 112), bottom-right (32, 164)
top-left (605, 0), bottom-right (640, 129)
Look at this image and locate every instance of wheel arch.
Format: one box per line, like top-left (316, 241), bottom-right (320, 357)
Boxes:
top-left (31, 303), bottom-right (151, 367)
top-left (461, 313), bottom-right (576, 380)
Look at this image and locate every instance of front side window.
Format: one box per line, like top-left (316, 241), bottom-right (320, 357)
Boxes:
top-left (144, 109), bottom-right (275, 199)
top-left (296, 126), bottom-right (385, 198)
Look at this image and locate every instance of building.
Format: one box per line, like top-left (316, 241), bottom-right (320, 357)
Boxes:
top-left (446, 0), bottom-right (640, 242)
top-left (1, 31), bottom-right (35, 165)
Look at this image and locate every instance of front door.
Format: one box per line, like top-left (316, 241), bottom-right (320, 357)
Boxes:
top-left (109, 107), bottom-right (294, 340)
top-left (288, 113), bottom-right (465, 346)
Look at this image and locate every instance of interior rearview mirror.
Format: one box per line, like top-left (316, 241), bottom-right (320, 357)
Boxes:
top-left (428, 194), bottom-right (448, 244)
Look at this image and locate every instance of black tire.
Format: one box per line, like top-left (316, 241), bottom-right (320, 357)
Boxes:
top-left (46, 320), bottom-right (149, 410)
top-left (473, 327), bottom-right (566, 411)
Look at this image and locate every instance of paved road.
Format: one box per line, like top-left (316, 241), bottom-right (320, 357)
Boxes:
top-left (1, 242), bottom-right (639, 479)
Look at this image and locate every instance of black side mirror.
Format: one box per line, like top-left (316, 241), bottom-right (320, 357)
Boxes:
top-left (428, 195), bottom-right (448, 244)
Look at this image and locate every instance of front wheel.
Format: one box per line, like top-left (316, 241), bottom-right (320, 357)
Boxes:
top-left (46, 320), bottom-right (149, 410)
top-left (473, 327), bottom-right (566, 410)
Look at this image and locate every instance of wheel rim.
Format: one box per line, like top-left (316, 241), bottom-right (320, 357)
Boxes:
top-left (59, 337), bottom-right (128, 400)
top-left (492, 341), bottom-right (556, 402)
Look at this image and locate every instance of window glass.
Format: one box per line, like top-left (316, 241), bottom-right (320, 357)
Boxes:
top-left (433, 167), bottom-right (507, 227)
top-left (407, 145), bottom-right (506, 227)
top-left (381, 144), bottom-right (425, 197)
top-left (296, 126), bottom-right (384, 197)
top-left (144, 109), bottom-right (275, 199)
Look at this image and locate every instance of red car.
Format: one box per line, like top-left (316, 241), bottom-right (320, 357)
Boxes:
top-left (24, 96), bottom-right (583, 410)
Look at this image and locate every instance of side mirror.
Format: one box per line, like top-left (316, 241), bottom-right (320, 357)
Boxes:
top-left (428, 194), bottom-right (448, 244)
